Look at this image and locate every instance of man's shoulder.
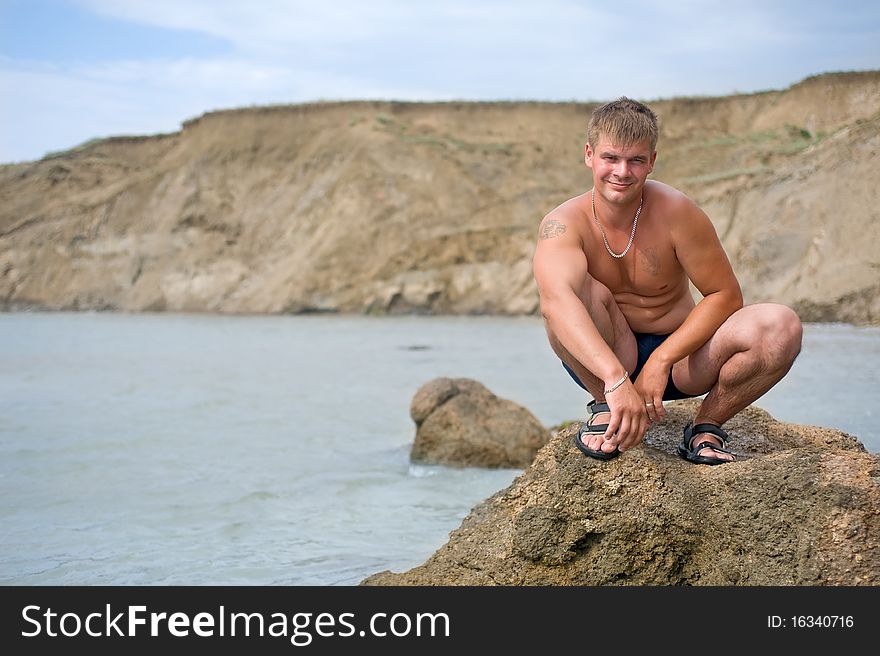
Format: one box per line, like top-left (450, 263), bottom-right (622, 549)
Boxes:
top-left (647, 180), bottom-right (706, 225)
top-left (545, 192), bottom-right (589, 223)
top-left (539, 194), bottom-right (590, 239)
top-left (535, 194), bottom-right (591, 254)
top-left (647, 179), bottom-right (694, 206)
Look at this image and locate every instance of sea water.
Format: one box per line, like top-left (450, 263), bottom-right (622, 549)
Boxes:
top-left (1, 313), bottom-right (877, 585)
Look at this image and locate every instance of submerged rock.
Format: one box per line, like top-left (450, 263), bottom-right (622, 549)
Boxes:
top-left (367, 400), bottom-right (880, 585)
top-left (409, 377), bottom-right (550, 469)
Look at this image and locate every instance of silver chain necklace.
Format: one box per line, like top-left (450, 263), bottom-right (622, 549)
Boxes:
top-left (591, 189), bottom-right (643, 259)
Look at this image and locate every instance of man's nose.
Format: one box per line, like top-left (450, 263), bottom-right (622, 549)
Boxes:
top-left (614, 160), bottom-right (630, 178)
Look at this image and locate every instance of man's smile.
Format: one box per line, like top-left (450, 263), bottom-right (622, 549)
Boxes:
top-left (605, 180), bottom-right (632, 190)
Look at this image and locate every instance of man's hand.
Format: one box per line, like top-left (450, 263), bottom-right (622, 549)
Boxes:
top-left (603, 380), bottom-right (650, 451)
top-left (633, 358), bottom-right (670, 424)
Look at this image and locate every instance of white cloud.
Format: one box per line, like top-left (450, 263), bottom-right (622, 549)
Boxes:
top-left (77, 1), bottom-right (433, 52)
top-left (72, 0), bottom-right (803, 58)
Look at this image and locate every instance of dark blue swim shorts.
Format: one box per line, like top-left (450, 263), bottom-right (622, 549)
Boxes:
top-left (561, 332), bottom-right (698, 401)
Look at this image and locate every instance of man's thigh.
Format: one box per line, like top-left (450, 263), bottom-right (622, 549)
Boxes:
top-left (669, 304), bottom-right (782, 396)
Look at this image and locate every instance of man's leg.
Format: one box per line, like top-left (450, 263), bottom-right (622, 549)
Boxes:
top-left (671, 303), bottom-right (803, 461)
top-left (544, 276), bottom-right (637, 455)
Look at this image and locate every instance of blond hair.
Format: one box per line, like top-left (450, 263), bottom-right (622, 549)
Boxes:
top-left (588, 97), bottom-right (659, 152)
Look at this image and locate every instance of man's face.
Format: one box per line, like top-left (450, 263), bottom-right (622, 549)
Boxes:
top-left (585, 135), bottom-right (656, 206)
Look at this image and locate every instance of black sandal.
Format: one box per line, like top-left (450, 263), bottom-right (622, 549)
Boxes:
top-left (574, 400), bottom-right (620, 460)
top-left (677, 422), bottom-right (736, 465)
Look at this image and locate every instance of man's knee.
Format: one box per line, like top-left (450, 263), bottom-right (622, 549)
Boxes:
top-left (584, 277), bottom-right (615, 313)
top-left (749, 304), bottom-right (803, 363)
top-left (765, 304), bottom-right (802, 357)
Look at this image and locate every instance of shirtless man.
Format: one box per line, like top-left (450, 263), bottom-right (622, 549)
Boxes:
top-left (532, 97), bottom-right (803, 464)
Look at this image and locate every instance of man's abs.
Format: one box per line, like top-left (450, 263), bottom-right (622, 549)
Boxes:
top-left (613, 282), bottom-right (695, 334)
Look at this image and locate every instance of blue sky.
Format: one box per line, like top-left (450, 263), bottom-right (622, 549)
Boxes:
top-left (1, 0), bottom-right (878, 163)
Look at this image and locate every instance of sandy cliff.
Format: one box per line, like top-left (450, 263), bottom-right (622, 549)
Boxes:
top-left (1, 71), bottom-right (878, 321)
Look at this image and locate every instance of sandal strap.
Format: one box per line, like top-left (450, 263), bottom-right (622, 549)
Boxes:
top-left (585, 400), bottom-right (610, 431)
top-left (588, 400), bottom-right (610, 414)
top-left (691, 441), bottom-right (735, 456)
top-left (585, 421), bottom-right (609, 433)
top-left (687, 422), bottom-right (729, 448)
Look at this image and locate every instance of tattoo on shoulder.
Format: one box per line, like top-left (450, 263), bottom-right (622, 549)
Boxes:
top-left (540, 219), bottom-right (567, 240)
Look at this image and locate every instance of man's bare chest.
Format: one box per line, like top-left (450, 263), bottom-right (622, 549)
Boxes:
top-left (585, 237), bottom-right (684, 297)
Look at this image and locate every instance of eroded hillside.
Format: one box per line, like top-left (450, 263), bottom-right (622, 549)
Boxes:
top-left (1, 71), bottom-right (878, 322)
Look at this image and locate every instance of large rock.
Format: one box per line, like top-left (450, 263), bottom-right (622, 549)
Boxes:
top-left (366, 400), bottom-right (880, 585)
top-left (410, 377), bottom-right (550, 468)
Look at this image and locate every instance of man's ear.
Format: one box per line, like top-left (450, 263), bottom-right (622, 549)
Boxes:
top-left (649, 150), bottom-right (657, 174)
top-left (584, 142), bottom-right (593, 169)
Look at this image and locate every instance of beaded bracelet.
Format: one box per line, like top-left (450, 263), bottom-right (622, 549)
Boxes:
top-left (604, 371), bottom-right (629, 395)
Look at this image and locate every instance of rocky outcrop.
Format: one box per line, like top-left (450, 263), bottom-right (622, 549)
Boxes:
top-left (364, 400), bottom-right (880, 585)
top-left (410, 377), bottom-right (550, 468)
top-left (1, 72), bottom-right (879, 323)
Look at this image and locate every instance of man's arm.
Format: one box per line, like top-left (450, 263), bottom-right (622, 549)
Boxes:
top-left (532, 210), bottom-right (648, 448)
top-left (532, 213), bottom-right (626, 387)
top-left (639, 196), bottom-right (743, 404)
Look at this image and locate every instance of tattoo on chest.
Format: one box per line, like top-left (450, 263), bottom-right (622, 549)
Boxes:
top-left (539, 219), bottom-right (566, 240)
top-left (640, 247), bottom-right (661, 276)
